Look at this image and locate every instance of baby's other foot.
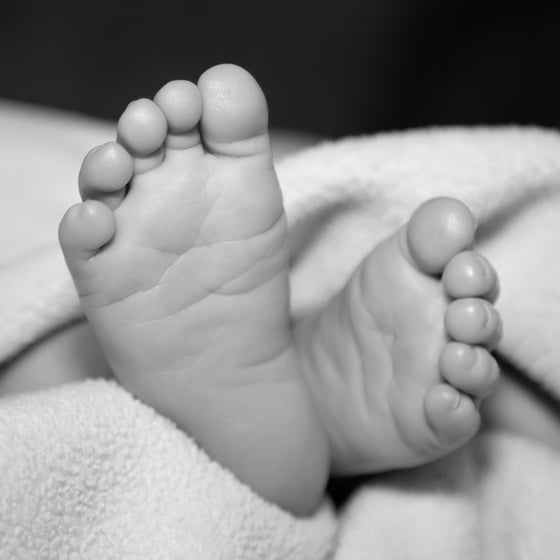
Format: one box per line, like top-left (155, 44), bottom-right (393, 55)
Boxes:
top-left (296, 198), bottom-right (501, 474)
top-left (59, 64), bottom-right (328, 515)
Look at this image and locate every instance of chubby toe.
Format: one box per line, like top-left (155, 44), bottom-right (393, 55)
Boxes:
top-left (445, 298), bottom-right (502, 346)
top-left (117, 99), bottom-right (168, 173)
top-left (117, 98), bottom-right (167, 155)
top-left (440, 342), bottom-right (500, 397)
top-left (442, 251), bottom-right (499, 301)
top-left (197, 63), bottom-right (270, 157)
top-left (405, 197), bottom-right (477, 275)
top-left (79, 142), bottom-right (133, 209)
top-left (425, 384), bottom-right (480, 446)
top-left (59, 200), bottom-right (116, 260)
top-left (154, 80), bottom-right (202, 132)
top-left (154, 80), bottom-right (203, 149)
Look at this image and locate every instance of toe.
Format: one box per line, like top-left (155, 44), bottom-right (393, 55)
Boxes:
top-left (117, 98), bottom-right (168, 172)
top-left (445, 298), bottom-right (503, 346)
top-left (59, 200), bottom-right (116, 261)
top-left (425, 384), bottom-right (480, 446)
top-left (442, 251), bottom-right (499, 301)
top-left (404, 197), bottom-right (477, 275)
top-left (440, 342), bottom-right (500, 398)
top-left (197, 63), bottom-right (271, 158)
top-left (154, 80), bottom-right (203, 150)
top-left (79, 142), bottom-right (133, 209)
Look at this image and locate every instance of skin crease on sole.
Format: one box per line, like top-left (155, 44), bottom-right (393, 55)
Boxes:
top-left (60, 65), bottom-right (331, 516)
top-left (48, 64), bottom-right (503, 515)
top-left (296, 197), bottom-right (502, 475)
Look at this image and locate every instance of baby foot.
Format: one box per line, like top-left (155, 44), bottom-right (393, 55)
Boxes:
top-left (296, 197), bottom-right (501, 474)
top-left (59, 64), bottom-right (329, 515)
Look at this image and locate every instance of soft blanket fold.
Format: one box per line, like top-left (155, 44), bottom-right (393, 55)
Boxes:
top-left (1, 101), bottom-right (560, 559)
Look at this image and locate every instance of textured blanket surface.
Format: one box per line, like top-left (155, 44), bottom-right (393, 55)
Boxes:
top-left (1, 100), bottom-right (560, 558)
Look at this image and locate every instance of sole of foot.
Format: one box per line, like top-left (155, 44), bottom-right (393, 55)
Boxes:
top-left (297, 197), bottom-right (502, 474)
top-left (59, 64), bottom-right (329, 516)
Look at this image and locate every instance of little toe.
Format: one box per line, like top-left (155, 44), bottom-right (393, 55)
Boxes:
top-left (445, 298), bottom-right (503, 346)
top-left (78, 142), bottom-right (133, 209)
top-left (154, 80), bottom-right (203, 150)
top-left (440, 342), bottom-right (500, 398)
top-left (404, 197), bottom-right (477, 275)
top-left (117, 98), bottom-right (168, 172)
top-left (425, 384), bottom-right (480, 446)
top-left (442, 251), bottom-right (499, 301)
top-left (59, 200), bottom-right (116, 261)
top-left (197, 63), bottom-right (271, 158)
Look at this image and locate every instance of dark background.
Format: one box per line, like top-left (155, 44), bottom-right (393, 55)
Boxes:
top-left (2, 0), bottom-right (559, 138)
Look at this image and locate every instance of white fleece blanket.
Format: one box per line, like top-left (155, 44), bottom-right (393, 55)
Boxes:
top-left (1, 101), bottom-right (560, 559)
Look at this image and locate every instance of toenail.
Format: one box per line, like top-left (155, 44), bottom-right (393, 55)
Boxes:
top-left (455, 300), bottom-right (485, 326)
top-left (451, 391), bottom-right (462, 411)
top-left (441, 386), bottom-right (462, 411)
top-left (489, 318), bottom-right (504, 348)
top-left (462, 345), bottom-right (478, 368)
top-left (473, 254), bottom-right (491, 280)
top-left (460, 299), bottom-right (492, 328)
top-left (445, 298), bottom-right (501, 345)
top-left (470, 258), bottom-right (485, 280)
top-left (475, 301), bottom-right (490, 326)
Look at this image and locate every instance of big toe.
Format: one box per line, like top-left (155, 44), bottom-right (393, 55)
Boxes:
top-left (197, 63), bottom-right (270, 157)
top-left (404, 197), bottom-right (477, 275)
